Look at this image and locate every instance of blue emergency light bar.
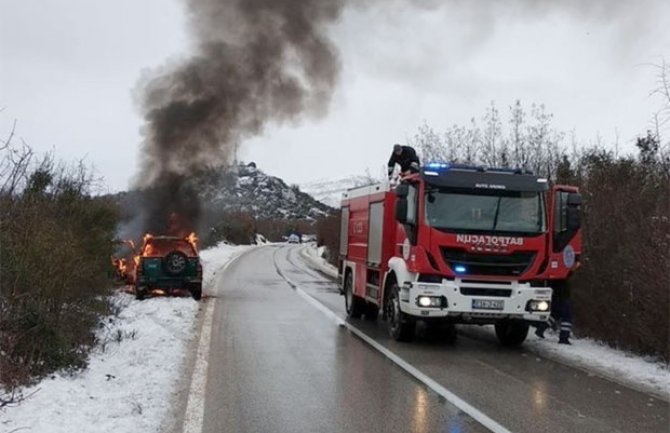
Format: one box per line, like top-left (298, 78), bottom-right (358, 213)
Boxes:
top-left (426, 161), bottom-right (450, 170)
top-left (454, 265), bottom-right (467, 273)
top-left (424, 161), bottom-right (533, 175)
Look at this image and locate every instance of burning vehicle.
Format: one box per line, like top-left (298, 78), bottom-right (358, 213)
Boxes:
top-left (131, 233), bottom-right (203, 301)
top-left (111, 240), bottom-right (137, 285)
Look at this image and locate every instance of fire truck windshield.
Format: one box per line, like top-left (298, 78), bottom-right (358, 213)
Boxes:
top-left (425, 188), bottom-right (546, 235)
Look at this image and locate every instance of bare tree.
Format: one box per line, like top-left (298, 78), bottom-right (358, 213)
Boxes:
top-left (508, 100), bottom-right (527, 168)
top-left (481, 101), bottom-right (502, 166)
top-left (0, 120), bottom-right (35, 196)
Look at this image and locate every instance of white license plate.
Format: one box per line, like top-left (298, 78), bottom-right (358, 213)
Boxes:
top-left (472, 299), bottom-right (504, 310)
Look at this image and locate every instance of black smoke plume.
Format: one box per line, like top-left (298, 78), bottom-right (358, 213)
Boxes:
top-left (134, 0), bottom-right (348, 236)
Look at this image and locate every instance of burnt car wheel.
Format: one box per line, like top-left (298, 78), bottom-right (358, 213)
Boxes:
top-left (164, 251), bottom-right (188, 275)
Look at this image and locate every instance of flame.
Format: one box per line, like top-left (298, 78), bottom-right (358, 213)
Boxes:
top-left (112, 239), bottom-right (138, 284)
top-left (187, 232), bottom-right (199, 252)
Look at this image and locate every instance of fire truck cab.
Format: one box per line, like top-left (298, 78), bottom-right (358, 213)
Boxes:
top-left (339, 162), bottom-right (582, 345)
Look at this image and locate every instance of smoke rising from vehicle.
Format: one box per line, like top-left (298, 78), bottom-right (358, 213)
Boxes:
top-left (133, 0), bottom-right (348, 236)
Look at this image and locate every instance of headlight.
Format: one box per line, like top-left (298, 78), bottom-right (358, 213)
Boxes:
top-left (527, 300), bottom-right (551, 312)
top-left (416, 296), bottom-right (445, 308)
top-left (418, 296), bottom-right (432, 307)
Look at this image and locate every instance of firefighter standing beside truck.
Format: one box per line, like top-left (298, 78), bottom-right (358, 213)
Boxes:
top-left (534, 281), bottom-right (574, 344)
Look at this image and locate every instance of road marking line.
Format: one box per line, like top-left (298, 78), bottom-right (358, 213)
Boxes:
top-left (276, 251), bottom-right (512, 433)
top-left (182, 298), bottom-right (214, 433)
top-left (182, 249), bottom-right (255, 433)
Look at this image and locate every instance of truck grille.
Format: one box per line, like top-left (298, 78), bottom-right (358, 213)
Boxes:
top-left (441, 248), bottom-right (535, 277)
top-left (460, 287), bottom-right (512, 297)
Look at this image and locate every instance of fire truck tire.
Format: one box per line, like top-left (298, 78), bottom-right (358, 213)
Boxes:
top-left (386, 284), bottom-right (415, 342)
top-left (364, 303), bottom-right (379, 321)
top-left (494, 320), bottom-right (529, 346)
top-left (344, 272), bottom-right (365, 319)
top-left (135, 286), bottom-right (147, 301)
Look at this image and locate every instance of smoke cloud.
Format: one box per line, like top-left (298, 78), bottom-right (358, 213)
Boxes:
top-left (134, 0), bottom-right (348, 236)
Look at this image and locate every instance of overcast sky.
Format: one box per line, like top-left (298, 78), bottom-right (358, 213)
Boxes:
top-left (1, 0), bottom-right (669, 192)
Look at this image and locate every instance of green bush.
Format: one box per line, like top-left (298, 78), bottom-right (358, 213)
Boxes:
top-left (0, 160), bottom-right (119, 387)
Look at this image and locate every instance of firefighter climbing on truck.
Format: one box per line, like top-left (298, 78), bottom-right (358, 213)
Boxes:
top-left (388, 144), bottom-right (420, 178)
top-left (339, 161), bottom-right (582, 345)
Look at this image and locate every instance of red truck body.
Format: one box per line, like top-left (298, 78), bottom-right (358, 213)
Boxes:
top-left (339, 163), bottom-right (582, 344)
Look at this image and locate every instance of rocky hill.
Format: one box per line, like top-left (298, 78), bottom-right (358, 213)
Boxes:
top-left (112, 162), bottom-right (334, 243)
top-left (194, 162), bottom-right (333, 220)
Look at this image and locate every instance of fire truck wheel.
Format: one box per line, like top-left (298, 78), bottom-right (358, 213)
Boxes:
top-left (494, 320), bottom-right (529, 346)
top-left (364, 303), bottom-right (379, 321)
top-left (386, 284), bottom-right (415, 342)
top-left (344, 272), bottom-right (365, 319)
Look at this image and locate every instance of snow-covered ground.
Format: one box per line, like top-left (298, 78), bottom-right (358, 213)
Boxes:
top-left (0, 243), bottom-right (249, 433)
top-left (302, 244), bottom-right (670, 400)
top-left (524, 331), bottom-right (670, 399)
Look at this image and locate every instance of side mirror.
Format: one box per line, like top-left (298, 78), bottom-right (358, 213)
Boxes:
top-left (567, 193), bottom-right (582, 206)
top-left (566, 207), bottom-right (581, 231)
top-left (396, 198), bottom-right (408, 224)
top-left (566, 193), bottom-right (582, 231)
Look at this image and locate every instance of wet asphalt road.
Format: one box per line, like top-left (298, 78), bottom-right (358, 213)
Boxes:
top-left (201, 245), bottom-right (669, 433)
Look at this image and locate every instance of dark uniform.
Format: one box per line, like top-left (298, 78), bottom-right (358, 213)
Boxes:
top-left (535, 281), bottom-right (573, 344)
top-left (388, 144), bottom-right (420, 177)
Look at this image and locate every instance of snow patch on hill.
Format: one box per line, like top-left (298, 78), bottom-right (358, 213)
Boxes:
top-left (300, 175), bottom-right (378, 208)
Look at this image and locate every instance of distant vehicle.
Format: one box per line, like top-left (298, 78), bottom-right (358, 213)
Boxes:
top-left (287, 234), bottom-right (300, 244)
top-left (132, 233), bottom-right (203, 301)
top-left (339, 162), bottom-right (582, 345)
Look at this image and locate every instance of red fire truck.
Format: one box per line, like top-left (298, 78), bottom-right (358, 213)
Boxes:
top-left (338, 162), bottom-right (582, 345)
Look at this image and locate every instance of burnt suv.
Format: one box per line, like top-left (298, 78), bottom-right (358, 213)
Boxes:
top-left (133, 235), bottom-right (203, 301)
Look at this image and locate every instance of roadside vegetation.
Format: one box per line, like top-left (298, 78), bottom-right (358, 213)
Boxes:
top-left (0, 127), bottom-right (119, 399)
top-left (203, 210), bottom-right (316, 246)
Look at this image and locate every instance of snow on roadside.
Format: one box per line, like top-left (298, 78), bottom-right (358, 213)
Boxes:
top-left (199, 243), bottom-right (251, 295)
top-left (302, 244), bottom-right (338, 278)
top-left (1, 243), bottom-right (248, 433)
top-left (525, 331), bottom-right (670, 399)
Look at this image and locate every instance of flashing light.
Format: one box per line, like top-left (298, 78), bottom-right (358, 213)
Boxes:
top-left (425, 161), bottom-right (450, 170)
top-left (454, 265), bottom-right (467, 273)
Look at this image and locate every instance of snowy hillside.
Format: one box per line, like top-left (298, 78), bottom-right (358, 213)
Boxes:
top-left (114, 163), bottom-right (333, 223)
top-left (300, 175), bottom-right (379, 208)
top-left (195, 163), bottom-right (333, 220)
